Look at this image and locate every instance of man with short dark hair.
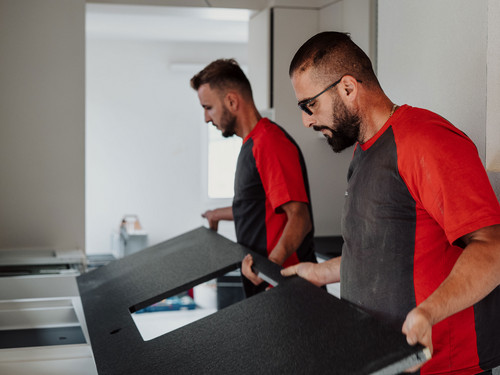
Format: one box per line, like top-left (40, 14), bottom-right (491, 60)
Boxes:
top-left (191, 59), bottom-right (317, 296)
top-left (282, 32), bottom-right (500, 374)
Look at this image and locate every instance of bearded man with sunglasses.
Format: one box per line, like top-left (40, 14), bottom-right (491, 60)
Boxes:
top-left (191, 58), bottom-right (318, 297)
top-left (282, 32), bottom-right (500, 375)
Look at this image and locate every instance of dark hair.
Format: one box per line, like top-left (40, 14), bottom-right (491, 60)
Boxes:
top-left (190, 58), bottom-right (253, 99)
top-left (289, 32), bottom-right (378, 87)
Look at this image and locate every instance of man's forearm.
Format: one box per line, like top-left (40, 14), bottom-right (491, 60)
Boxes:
top-left (268, 201), bottom-right (312, 265)
top-left (211, 206), bottom-right (234, 221)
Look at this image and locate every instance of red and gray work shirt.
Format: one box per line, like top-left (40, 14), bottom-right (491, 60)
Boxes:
top-left (232, 117), bottom-right (316, 268)
top-left (342, 105), bottom-right (500, 374)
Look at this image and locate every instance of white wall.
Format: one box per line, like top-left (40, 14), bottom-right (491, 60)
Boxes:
top-left (377, 0), bottom-right (500, 199)
top-left (378, 0), bottom-right (487, 157)
top-left (486, 0), bottom-right (500, 172)
top-left (319, 0), bottom-right (375, 61)
top-left (86, 37), bottom-right (247, 253)
top-left (0, 0), bottom-right (85, 251)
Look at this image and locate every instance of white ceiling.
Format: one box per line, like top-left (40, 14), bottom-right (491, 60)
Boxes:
top-left (86, 3), bottom-right (252, 42)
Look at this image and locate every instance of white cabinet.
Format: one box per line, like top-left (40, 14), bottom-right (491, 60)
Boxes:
top-left (248, 7), bottom-right (319, 117)
top-left (248, 7), bottom-right (273, 111)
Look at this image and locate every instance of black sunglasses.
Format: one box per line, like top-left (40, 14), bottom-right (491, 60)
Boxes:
top-left (297, 77), bottom-right (362, 116)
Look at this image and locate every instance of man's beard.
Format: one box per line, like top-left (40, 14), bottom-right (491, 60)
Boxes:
top-left (313, 96), bottom-right (361, 153)
top-left (220, 106), bottom-right (237, 138)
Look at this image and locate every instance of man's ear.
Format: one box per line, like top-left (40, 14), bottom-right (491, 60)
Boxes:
top-left (339, 75), bottom-right (359, 100)
top-left (224, 91), bottom-right (239, 112)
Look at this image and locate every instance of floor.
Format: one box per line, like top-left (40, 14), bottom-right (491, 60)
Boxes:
top-left (131, 280), bottom-right (218, 341)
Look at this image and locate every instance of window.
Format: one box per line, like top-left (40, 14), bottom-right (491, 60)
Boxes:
top-left (207, 126), bottom-right (241, 199)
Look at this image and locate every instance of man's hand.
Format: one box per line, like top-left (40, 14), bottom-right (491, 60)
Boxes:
top-left (241, 254), bottom-right (264, 286)
top-left (401, 307), bottom-right (433, 372)
top-left (201, 210), bottom-right (219, 231)
top-left (281, 262), bottom-right (325, 287)
top-left (201, 206), bottom-right (234, 231)
top-left (281, 257), bottom-right (341, 286)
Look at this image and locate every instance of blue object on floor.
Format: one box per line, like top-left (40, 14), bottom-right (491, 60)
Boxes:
top-left (134, 294), bottom-right (196, 313)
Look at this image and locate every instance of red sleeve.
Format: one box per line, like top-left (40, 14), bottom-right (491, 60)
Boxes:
top-left (252, 126), bottom-right (309, 212)
top-left (394, 108), bottom-right (500, 245)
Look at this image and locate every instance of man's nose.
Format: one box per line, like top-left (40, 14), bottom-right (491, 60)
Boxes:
top-left (302, 112), bottom-right (316, 128)
top-left (204, 111), bottom-right (211, 123)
